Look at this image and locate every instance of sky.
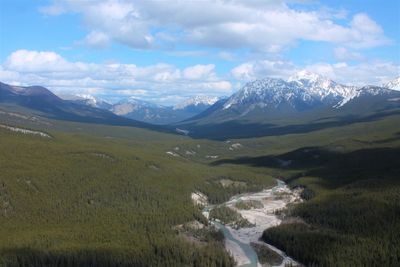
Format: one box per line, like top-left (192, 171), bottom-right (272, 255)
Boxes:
top-left (0, 0), bottom-right (399, 105)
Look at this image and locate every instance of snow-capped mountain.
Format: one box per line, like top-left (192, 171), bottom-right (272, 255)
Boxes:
top-left (108, 96), bottom-right (222, 124)
top-left (110, 97), bottom-right (205, 125)
top-left (288, 71), bottom-right (359, 107)
top-left (174, 96), bottom-right (220, 113)
top-left (76, 94), bottom-right (112, 109)
top-left (383, 77), bottom-right (400, 91)
top-left (222, 71), bottom-right (390, 112)
top-left (176, 72), bottom-right (400, 139)
top-left (111, 97), bottom-right (162, 116)
top-left (61, 94), bottom-right (112, 110)
top-left (110, 98), bottom-right (173, 124)
top-left (223, 77), bottom-right (319, 111)
top-left (0, 81), bottom-right (154, 129)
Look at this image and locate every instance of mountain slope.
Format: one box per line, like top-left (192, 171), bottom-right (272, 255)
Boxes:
top-left (1, 83), bottom-right (222, 126)
top-left (61, 94), bottom-right (113, 110)
top-left (174, 95), bottom-right (219, 114)
top-left (0, 82), bottom-right (167, 131)
top-left (176, 73), bottom-right (400, 139)
top-left (384, 77), bottom-right (400, 91)
top-left (110, 97), bottom-right (192, 124)
top-left (110, 96), bottom-right (219, 125)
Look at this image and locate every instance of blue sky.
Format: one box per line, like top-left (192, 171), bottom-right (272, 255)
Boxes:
top-left (0, 0), bottom-right (399, 105)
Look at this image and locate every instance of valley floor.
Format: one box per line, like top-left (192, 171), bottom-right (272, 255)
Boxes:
top-left (1, 108), bottom-right (399, 266)
top-left (199, 181), bottom-right (302, 267)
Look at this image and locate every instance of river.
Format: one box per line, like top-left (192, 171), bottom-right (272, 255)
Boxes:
top-left (202, 180), bottom-right (300, 267)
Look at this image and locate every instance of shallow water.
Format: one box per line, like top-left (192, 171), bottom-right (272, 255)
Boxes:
top-left (205, 180), bottom-right (288, 267)
top-left (215, 221), bottom-right (259, 267)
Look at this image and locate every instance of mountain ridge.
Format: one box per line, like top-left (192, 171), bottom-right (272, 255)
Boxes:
top-left (0, 81), bottom-right (170, 133)
top-left (175, 73), bottom-right (400, 139)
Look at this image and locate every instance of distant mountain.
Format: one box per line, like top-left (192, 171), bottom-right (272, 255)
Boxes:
top-left (109, 96), bottom-right (221, 125)
top-left (3, 75), bottom-right (399, 140)
top-left (222, 71), bottom-right (360, 113)
top-left (112, 97), bottom-right (161, 116)
top-left (110, 97), bottom-right (186, 125)
top-left (61, 94), bottom-right (112, 110)
top-left (174, 96), bottom-right (219, 113)
top-left (1, 83), bottom-right (60, 102)
top-left (176, 72), bottom-right (400, 139)
top-left (383, 77), bottom-right (400, 91)
top-left (0, 82), bottom-right (167, 131)
top-left (38, 91), bottom-right (224, 125)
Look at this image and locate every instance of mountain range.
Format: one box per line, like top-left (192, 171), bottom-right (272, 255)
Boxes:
top-left (109, 96), bottom-right (219, 124)
top-left (175, 72), bottom-right (400, 139)
top-left (1, 72), bottom-right (399, 139)
top-left (61, 94), bottom-right (113, 110)
top-left (384, 77), bottom-right (400, 91)
top-left (0, 82), bottom-right (167, 132)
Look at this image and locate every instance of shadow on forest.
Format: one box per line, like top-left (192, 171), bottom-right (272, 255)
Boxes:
top-left (185, 110), bottom-right (400, 140)
top-left (1, 248), bottom-right (137, 267)
top-left (256, 146), bottom-right (400, 266)
top-left (211, 146), bottom-right (400, 188)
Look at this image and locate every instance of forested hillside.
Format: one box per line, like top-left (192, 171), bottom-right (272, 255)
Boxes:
top-left (262, 147), bottom-right (400, 266)
top-left (211, 114), bottom-right (400, 266)
top-left (0, 114), bottom-right (276, 267)
top-left (0, 109), bottom-right (399, 266)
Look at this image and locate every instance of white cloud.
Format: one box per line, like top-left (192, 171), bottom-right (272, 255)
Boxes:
top-left (82, 31), bottom-right (110, 48)
top-left (231, 60), bottom-right (298, 81)
top-left (44, 0), bottom-right (155, 49)
top-left (231, 63), bottom-right (256, 81)
top-left (115, 89), bottom-right (148, 96)
top-left (334, 47), bottom-right (364, 61)
top-left (4, 50), bottom-right (74, 72)
top-left (39, 4), bottom-right (65, 16)
top-left (182, 64), bottom-right (216, 80)
top-left (2, 50), bottom-right (398, 106)
top-left (231, 59), bottom-right (399, 86)
top-left (166, 50), bottom-right (209, 57)
top-left (217, 51), bottom-right (236, 61)
top-left (0, 50), bottom-right (232, 104)
top-left (305, 61), bottom-right (400, 86)
top-left (346, 13), bottom-right (389, 48)
top-left (40, 0), bottom-right (390, 52)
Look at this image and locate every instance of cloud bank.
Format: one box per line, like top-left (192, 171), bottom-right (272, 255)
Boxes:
top-left (0, 1), bottom-right (396, 104)
top-left (1, 49), bottom-right (398, 105)
top-left (1, 50), bottom-right (231, 104)
top-left (40, 0), bottom-right (390, 52)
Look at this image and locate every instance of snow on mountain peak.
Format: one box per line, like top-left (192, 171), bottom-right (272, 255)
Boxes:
top-left (287, 70), bottom-right (352, 100)
top-left (383, 77), bottom-right (400, 91)
top-left (288, 70), bottom-right (325, 83)
top-left (112, 97), bottom-right (162, 115)
top-left (174, 95), bottom-right (219, 110)
top-left (76, 94), bottom-right (102, 105)
top-left (223, 77), bottom-right (307, 110)
top-left (60, 94), bottom-right (110, 108)
top-left (119, 97), bottom-right (161, 108)
top-left (223, 72), bottom-right (367, 110)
